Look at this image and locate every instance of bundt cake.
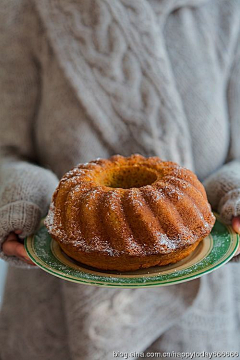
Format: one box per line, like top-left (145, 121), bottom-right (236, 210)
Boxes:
top-left (45, 154), bottom-right (215, 271)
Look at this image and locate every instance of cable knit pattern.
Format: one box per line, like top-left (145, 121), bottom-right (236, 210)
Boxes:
top-left (35, 0), bottom-right (195, 169)
top-left (1, 0), bottom-right (240, 359)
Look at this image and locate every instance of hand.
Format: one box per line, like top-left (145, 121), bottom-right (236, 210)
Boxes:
top-left (232, 216), bottom-right (240, 257)
top-left (2, 230), bottom-right (36, 266)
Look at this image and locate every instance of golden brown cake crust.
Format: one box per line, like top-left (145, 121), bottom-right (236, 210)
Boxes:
top-left (45, 154), bottom-right (216, 271)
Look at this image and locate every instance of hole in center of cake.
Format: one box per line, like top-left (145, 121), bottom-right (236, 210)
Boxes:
top-left (98, 166), bottom-right (158, 189)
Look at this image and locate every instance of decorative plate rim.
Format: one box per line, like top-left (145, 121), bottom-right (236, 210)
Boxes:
top-left (25, 214), bottom-right (239, 288)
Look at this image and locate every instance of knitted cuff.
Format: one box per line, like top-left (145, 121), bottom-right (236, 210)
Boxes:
top-left (0, 201), bottom-right (42, 268)
top-left (218, 188), bottom-right (240, 224)
top-left (217, 189), bottom-right (240, 264)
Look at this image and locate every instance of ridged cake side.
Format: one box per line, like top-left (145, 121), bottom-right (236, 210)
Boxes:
top-left (45, 154), bottom-right (215, 271)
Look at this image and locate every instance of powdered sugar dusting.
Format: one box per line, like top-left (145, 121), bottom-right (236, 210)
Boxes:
top-left (44, 201), bottom-right (56, 232)
top-left (155, 231), bottom-right (179, 250)
top-left (44, 156), bottom-right (215, 269)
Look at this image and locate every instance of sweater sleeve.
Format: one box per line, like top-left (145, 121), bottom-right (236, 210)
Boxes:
top-left (203, 24), bottom-right (240, 263)
top-left (203, 161), bottom-right (240, 225)
top-left (0, 0), bottom-right (58, 268)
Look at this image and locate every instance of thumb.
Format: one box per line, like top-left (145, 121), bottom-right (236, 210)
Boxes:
top-left (232, 216), bottom-right (240, 234)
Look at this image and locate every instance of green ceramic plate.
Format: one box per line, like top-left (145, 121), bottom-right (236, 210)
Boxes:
top-left (25, 214), bottom-right (239, 288)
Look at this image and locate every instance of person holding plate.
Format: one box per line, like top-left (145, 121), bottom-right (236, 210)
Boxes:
top-left (0, 0), bottom-right (240, 359)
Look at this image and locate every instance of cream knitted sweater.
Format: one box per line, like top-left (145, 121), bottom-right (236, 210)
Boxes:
top-left (0, 0), bottom-right (240, 359)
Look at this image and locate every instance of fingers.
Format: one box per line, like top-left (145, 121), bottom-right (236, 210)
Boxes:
top-left (2, 233), bottom-right (19, 255)
top-left (232, 216), bottom-right (240, 234)
top-left (18, 255), bottom-right (36, 266)
top-left (232, 217), bottom-right (240, 256)
top-left (2, 232), bottom-right (36, 266)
